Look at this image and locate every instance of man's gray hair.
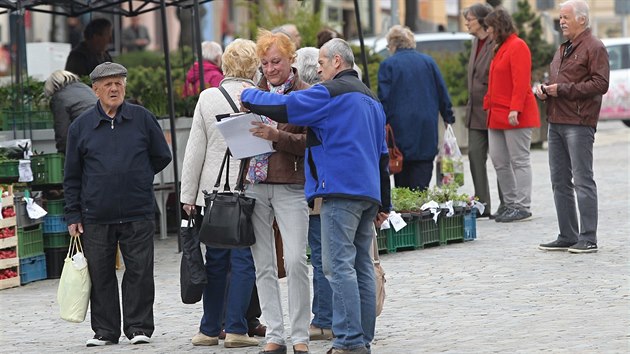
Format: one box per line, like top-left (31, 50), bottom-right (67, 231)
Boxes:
top-left (295, 47), bottom-right (320, 85)
top-left (321, 38), bottom-right (354, 68)
top-left (201, 41), bottom-right (223, 64)
top-left (560, 0), bottom-right (590, 28)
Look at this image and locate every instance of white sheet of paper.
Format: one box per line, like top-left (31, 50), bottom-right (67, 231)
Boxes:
top-left (215, 113), bottom-right (275, 159)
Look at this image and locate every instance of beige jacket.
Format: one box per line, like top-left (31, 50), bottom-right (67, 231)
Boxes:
top-left (180, 78), bottom-right (255, 207)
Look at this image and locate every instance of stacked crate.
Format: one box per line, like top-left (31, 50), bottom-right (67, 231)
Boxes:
top-left (43, 199), bottom-right (69, 278)
top-left (0, 185), bottom-right (20, 289)
top-left (31, 154), bottom-right (67, 279)
top-left (14, 190), bottom-right (47, 285)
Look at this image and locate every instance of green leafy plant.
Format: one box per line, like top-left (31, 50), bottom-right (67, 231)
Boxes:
top-left (512, 0), bottom-right (555, 82)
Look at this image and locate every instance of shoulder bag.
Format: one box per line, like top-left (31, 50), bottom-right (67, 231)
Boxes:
top-left (373, 226), bottom-right (386, 316)
top-left (198, 149), bottom-right (256, 248)
top-left (386, 124), bottom-right (403, 175)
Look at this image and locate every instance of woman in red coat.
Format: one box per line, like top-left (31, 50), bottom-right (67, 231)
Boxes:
top-left (483, 8), bottom-right (540, 223)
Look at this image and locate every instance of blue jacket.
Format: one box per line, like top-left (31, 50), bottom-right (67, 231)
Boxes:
top-left (241, 69), bottom-right (391, 212)
top-left (64, 101), bottom-right (172, 224)
top-left (378, 48), bottom-right (455, 161)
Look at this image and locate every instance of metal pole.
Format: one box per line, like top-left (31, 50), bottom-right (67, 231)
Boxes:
top-left (193, 0), bottom-right (205, 92)
top-left (159, 0), bottom-right (182, 250)
top-left (391, 0), bottom-right (400, 26)
top-left (353, 0), bottom-right (370, 89)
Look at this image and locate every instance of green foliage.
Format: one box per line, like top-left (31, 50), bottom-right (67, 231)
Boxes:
top-left (392, 187), bottom-right (423, 212)
top-left (512, 0), bottom-right (555, 82)
top-left (433, 46), bottom-right (470, 106)
top-left (116, 50), bottom-right (163, 69)
top-left (121, 47), bottom-right (196, 117)
top-left (0, 77), bottom-right (49, 111)
top-left (238, 1), bottom-right (324, 47)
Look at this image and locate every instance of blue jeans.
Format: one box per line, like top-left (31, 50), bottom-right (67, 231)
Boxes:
top-left (308, 215), bottom-right (333, 329)
top-left (321, 198), bottom-right (378, 351)
top-left (548, 123), bottom-right (598, 243)
top-left (199, 245), bottom-right (256, 336)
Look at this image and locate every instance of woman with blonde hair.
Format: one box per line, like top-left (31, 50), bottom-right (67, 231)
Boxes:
top-left (180, 38), bottom-right (261, 349)
top-left (246, 28), bottom-right (311, 354)
top-left (44, 69), bottom-right (97, 153)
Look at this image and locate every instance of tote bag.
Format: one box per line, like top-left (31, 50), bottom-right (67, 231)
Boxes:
top-left (180, 215), bottom-right (207, 304)
top-left (57, 236), bottom-right (91, 323)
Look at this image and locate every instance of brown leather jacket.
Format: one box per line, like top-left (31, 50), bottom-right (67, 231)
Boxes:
top-left (255, 68), bottom-right (310, 184)
top-left (545, 29), bottom-right (609, 128)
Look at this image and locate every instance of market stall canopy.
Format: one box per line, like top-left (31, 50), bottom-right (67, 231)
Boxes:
top-left (0, 0), bottom-right (211, 16)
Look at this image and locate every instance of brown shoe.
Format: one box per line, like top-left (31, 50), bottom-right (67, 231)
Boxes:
top-left (248, 324), bottom-right (267, 337)
top-left (191, 332), bottom-right (218, 346)
top-left (218, 329), bottom-right (226, 340)
top-left (224, 333), bottom-right (259, 348)
top-left (309, 326), bottom-right (333, 340)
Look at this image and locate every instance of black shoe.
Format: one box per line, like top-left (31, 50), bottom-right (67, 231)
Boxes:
top-left (130, 331), bottom-right (151, 344)
top-left (260, 344), bottom-right (287, 354)
top-left (568, 240), bottom-right (598, 254)
top-left (491, 205), bottom-right (507, 219)
top-left (86, 335), bottom-right (116, 347)
top-left (496, 208), bottom-right (531, 222)
top-left (538, 239), bottom-right (576, 251)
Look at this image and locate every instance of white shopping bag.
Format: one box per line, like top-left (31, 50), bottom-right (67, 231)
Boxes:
top-left (57, 236), bottom-right (91, 323)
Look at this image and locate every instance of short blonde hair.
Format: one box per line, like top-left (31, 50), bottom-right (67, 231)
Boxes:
top-left (44, 70), bottom-right (80, 97)
top-left (221, 39), bottom-right (260, 79)
top-left (386, 25), bottom-right (415, 51)
top-left (256, 28), bottom-right (296, 62)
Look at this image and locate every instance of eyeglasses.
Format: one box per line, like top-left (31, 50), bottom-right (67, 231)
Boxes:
top-left (465, 17), bottom-right (477, 23)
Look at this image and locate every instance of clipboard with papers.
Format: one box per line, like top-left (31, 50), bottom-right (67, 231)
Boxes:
top-left (215, 112), bottom-right (275, 159)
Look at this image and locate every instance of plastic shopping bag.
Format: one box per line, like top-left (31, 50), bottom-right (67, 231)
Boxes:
top-left (57, 236), bottom-right (91, 323)
top-left (436, 124), bottom-right (464, 186)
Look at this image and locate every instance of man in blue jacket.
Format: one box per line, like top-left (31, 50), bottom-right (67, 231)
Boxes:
top-left (63, 62), bottom-right (172, 347)
top-left (241, 38), bottom-right (390, 354)
top-left (378, 25), bottom-right (455, 190)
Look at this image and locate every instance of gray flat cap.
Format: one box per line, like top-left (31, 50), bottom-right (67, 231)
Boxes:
top-left (90, 62), bottom-right (128, 82)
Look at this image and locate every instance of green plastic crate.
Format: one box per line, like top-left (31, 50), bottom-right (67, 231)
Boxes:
top-left (1, 110), bottom-right (53, 131)
top-left (0, 160), bottom-right (19, 179)
top-left (44, 199), bottom-right (65, 215)
top-left (17, 224), bottom-right (44, 258)
top-left (31, 153), bottom-right (65, 185)
top-left (43, 232), bottom-right (71, 249)
top-left (438, 209), bottom-right (464, 245)
top-left (376, 228), bottom-right (388, 254)
top-left (386, 214), bottom-right (419, 253)
top-left (414, 211), bottom-right (440, 248)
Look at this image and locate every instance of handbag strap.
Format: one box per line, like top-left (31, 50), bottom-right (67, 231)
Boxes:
top-left (386, 124), bottom-right (397, 149)
top-left (218, 85), bottom-right (240, 113)
top-left (213, 150), bottom-right (231, 192)
top-left (372, 225), bottom-right (381, 263)
top-left (218, 84), bottom-right (250, 193)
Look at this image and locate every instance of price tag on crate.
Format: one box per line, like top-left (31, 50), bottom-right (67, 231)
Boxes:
top-left (25, 197), bottom-right (47, 219)
top-left (18, 159), bottom-right (33, 182)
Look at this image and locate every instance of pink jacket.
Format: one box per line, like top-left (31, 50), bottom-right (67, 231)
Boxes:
top-left (182, 60), bottom-right (224, 97)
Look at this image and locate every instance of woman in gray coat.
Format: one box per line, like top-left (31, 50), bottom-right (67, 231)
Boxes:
top-left (44, 70), bottom-right (97, 153)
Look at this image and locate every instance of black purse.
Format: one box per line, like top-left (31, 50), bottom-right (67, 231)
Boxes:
top-left (179, 214), bottom-right (207, 304)
top-left (198, 150), bottom-right (256, 249)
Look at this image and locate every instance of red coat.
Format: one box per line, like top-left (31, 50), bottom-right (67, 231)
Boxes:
top-left (484, 34), bottom-right (540, 130)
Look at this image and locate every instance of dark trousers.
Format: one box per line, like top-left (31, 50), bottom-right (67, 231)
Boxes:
top-left (82, 220), bottom-right (155, 341)
top-left (468, 128), bottom-right (504, 213)
top-left (394, 160), bottom-right (434, 190)
top-left (247, 286), bottom-right (262, 328)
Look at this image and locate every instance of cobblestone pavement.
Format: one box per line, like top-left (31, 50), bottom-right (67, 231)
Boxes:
top-left (1, 121), bottom-right (628, 354)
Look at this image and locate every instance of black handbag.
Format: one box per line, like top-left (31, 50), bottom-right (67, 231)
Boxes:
top-left (198, 150), bottom-right (256, 248)
top-left (179, 215), bottom-right (207, 304)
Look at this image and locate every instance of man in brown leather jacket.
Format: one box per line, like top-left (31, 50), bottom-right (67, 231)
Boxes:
top-left (536, 0), bottom-right (609, 254)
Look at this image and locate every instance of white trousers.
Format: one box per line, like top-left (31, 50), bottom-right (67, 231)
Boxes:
top-left (246, 183), bottom-right (310, 346)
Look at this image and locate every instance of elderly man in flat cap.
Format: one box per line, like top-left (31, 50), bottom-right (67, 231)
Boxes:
top-left (63, 62), bottom-right (172, 347)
